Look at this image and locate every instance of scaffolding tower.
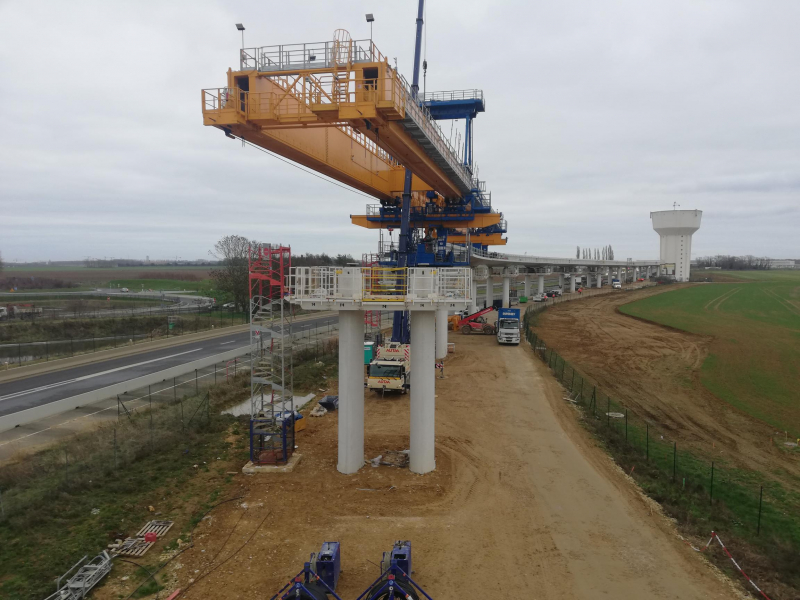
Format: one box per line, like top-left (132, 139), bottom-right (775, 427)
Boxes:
top-left (248, 244), bottom-right (295, 465)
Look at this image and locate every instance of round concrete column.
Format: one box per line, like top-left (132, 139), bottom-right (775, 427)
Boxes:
top-left (337, 310), bottom-right (365, 475)
top-left (558, 273), bottom-right (565, 291)
top-left (410, 310), bottom-right (436, 474)
top-left (502, 277), bottom-right (510, 308)
top-left (597, 272), bottom-right (602, 288)
top-left (470, 275), bottom-right (478, 314)
top-left (435, 307), bottom-right (448, 360)
top-left (537, 274), bottom-right (545, 295)
top-left (570, 274), bottom-right (577, 293)
top-left (523, 276), bottom-right (531, 299)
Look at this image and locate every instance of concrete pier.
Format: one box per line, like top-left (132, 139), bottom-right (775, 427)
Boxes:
top-left (502, 277), bottom-right (510, 308)
top-left (435, 307), bottom-right (448, 360)
top-left (409, 310), bottom-right (436, 474)
top-left (538, 274), bottom-right (545, 295)
top-left (337, 310), bottom-right (365, 475)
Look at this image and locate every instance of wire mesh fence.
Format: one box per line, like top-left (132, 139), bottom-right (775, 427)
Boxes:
top-left (522, 306), bottom-right (800, 564)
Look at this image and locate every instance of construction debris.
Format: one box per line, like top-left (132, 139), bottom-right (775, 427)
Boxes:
top-left (319, 395), bottom-right (339, 410)
top-left (109, 520), bottom-right (174, 557)
top-left (310, 404), bottom-right (327, 417)
top-left (379, 450), bottom-right (409, 468)
top-left (44, 551), bottom-right (113, 600)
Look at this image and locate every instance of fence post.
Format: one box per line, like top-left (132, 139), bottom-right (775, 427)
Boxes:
top-left (114, 428), bottom-right (118, 470)
top-left (673, 442), bottom-right (677, 483)
top-left (195, 369), bottom-right (198, 394)
top-left (93, 336), bottom-right (96, 353)
top-left (757, 486), bottom-right (763, 535)
top-left (18, 344), bottom-right (21, 365)
top-left (710, 462), bottom-right (714, 505)
top-left (625, 409), bottom-right (628, 442)
top-left (173, 377), bottom-right (176, 403)
top-left (607, 397), bottom-right (610, 427)
top-left (149, 387), bottom-right (154, 448)
top-left (646, 423), bottom-right (649, 461)
top-left (45, 341), bottom-right (49, 362)
top-left (214, 363), bottom-right (217, 385)
top-left (570, 369), bottom-right (575, 391)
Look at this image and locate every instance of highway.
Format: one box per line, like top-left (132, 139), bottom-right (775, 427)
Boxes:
top-left (0, 313), bottom-right (338, 421)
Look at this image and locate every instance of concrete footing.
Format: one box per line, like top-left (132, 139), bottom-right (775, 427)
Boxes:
top-left (243, 453), bottom-right (302, 474)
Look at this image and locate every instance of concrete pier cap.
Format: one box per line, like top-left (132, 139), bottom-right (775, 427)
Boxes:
top-left (288, 265), bottom-right (472, 476)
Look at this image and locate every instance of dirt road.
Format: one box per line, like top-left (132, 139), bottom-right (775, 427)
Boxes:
top-left (155, 332), bottom-right (737, 600)
top-left (533, 287), bottom-right (800, 482)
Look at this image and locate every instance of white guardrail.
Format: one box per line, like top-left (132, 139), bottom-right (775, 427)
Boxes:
top-left (289, 266), bottom-right (471, 303)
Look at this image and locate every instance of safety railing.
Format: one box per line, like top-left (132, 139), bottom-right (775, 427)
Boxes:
top-left (202, 87), bottom-right (237, 115)
top-left (363, 267), bottom-right (407, 301)
top-left (470, 246), bottom-right (661, 267)
top-left (420, 89), bottom-right (485, 104)
top-left (289, 267), bottom-right (471, 304)
top-left (241, 39), bottom-right (387, 72)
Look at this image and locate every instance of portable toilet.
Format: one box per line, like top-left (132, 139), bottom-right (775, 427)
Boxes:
top-left (364, 342), bottom-right (375, 365)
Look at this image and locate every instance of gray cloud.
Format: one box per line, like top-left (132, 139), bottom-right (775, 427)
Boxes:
top-left (1, 0), bottom-right (798, 262)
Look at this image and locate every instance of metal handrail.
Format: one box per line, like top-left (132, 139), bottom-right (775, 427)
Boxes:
top-left (241, 39), bottom-right (387, 72)
top-left (420, 89), bottom-right (484, 103)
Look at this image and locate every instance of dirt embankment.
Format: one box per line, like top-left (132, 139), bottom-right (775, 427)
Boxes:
top-left (124, 332), bottom-right (740, 600)
top-left (533, 286), bottom-right (800, 482)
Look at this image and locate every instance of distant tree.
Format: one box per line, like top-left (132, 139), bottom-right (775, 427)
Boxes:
top-left (608, 245), bottom-right (615, 260)
top-left (209, 235), bottom-right (258, 311)
top-left (0, 250), bottom-right (4, 275)
top-left (576, 246), bottom-right (580, 259)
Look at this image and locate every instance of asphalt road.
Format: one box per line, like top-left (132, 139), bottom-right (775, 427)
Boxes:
top-left (0, 314), bottom-right (339, 419)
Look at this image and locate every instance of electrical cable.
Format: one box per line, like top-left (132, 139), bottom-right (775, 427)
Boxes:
top-left (121, 494), bottom-right (246, 600)
top-left (174, 509), bottom-right (273, 599)
top-left (231, 134), bottom-right (376, 201)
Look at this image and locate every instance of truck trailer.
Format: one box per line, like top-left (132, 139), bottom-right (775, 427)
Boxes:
top-left (496, 308), bottom-right (521, 345)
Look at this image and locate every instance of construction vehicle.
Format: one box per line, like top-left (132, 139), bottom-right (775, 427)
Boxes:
top-left (270, 542), bottom-right (342, 600)
top-left (6, 304), bottom-right (43, 320)
top-left (612, 278), bottom-right (622, 289)
top-left (496, 308), bottom-right (520, 345)
top-left (0, 307), bottom-right (7, 321)
top-left (366, 342), bottom-right (411, 395)
top-left (457, 306), bottom-right (496, 335)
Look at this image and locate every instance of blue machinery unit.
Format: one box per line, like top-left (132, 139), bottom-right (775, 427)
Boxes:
top-left (271, 542), bottom-right (342, 600)
top-left (271, 541), bottom-right (433, 600)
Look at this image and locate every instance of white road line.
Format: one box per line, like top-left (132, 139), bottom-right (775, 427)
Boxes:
top-left (0, 348), bottom-right (204, 403)
top-left (219, 341), bottom-right (236, 345)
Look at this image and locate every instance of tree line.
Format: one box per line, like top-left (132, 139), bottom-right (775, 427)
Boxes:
top-left (209, 235), bottom-right (356, 311)
top-left (694, 255), bottom-right (772, 270)
top-left (576, 245), bottom-right (615, 260)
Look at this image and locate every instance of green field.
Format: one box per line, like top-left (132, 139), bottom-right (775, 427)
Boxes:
top-left (620, 272), bottom-right (800, 433)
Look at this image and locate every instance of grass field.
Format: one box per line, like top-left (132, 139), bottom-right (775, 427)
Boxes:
top-left (620, 272), bottom-right (800, 434)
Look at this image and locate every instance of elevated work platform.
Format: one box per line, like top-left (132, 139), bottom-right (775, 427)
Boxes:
top-left (202, 34), bottom-right (478, 200)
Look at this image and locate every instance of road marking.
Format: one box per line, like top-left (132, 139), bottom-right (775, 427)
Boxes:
top-left (0, 348), bottom-right (204, 403)
top-left (219, 341), bottom-right (236, 345)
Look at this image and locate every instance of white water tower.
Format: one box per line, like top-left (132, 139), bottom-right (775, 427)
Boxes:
top-left (651, 209), bottom-right (702, 282)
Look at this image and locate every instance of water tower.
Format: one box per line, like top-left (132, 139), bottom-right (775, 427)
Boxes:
top-left (650, 209), bottom-right (702, 282)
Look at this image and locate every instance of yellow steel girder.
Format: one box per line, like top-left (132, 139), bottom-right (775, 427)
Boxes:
top-left (350, 212), bottom-right (502, 230)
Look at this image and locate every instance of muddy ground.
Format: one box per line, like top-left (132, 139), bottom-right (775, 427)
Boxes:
top-left (103, 329), bottom-right (747, 600)
top-left (533, 285), bottom-right (800, 484)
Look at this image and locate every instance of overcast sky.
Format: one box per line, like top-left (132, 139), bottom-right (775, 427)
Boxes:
top-left (1, 0), bottom-right (798, 262)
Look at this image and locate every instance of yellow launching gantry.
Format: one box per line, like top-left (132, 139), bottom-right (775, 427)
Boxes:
top-left (201, 29), bottom-right (505, 240)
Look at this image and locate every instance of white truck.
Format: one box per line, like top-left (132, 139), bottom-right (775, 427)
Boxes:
top-left (496, 308), bottom-right (521, 345)
top-left (0, 307), bottom-right (7, 321)
top-left (366, 342), bottom-right (411, 395)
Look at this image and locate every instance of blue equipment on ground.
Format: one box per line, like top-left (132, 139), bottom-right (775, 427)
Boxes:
top-left (270, 542), bottom-right (342, 600)
top-left (357, 541), bottom-right (433, 600)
